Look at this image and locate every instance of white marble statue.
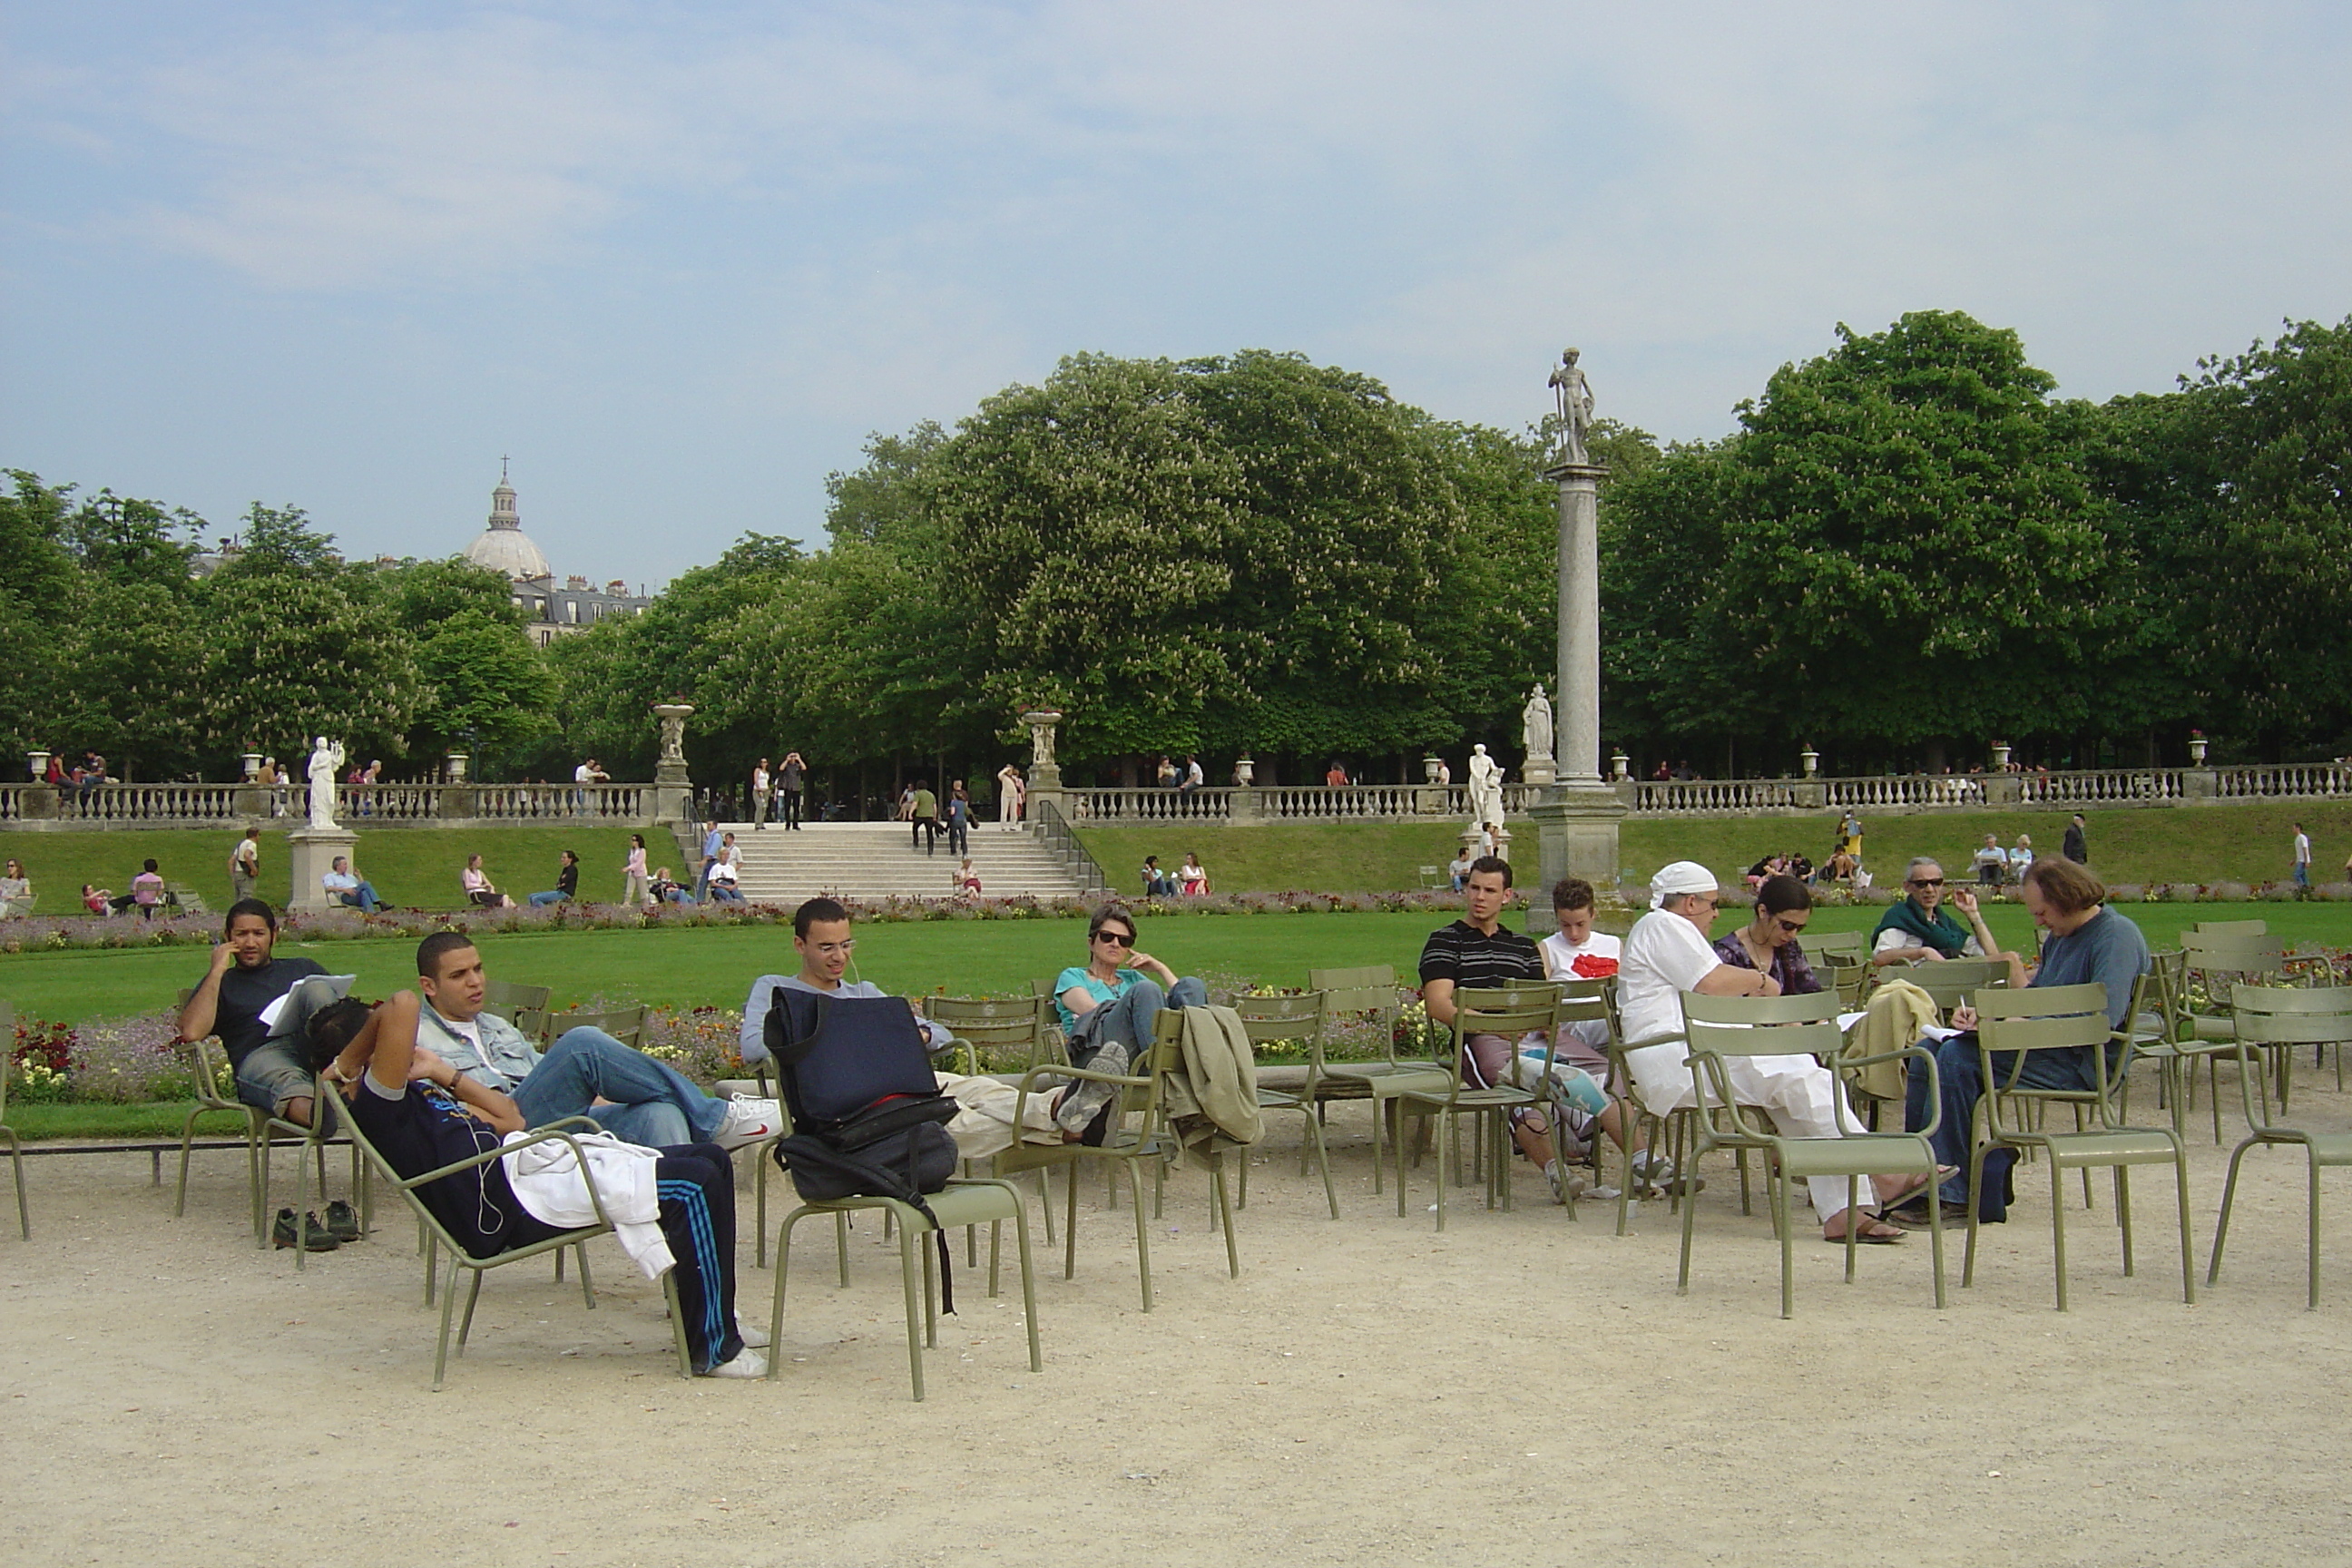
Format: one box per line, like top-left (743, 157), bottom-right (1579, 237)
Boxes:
top-left (655, 706), bottom-right (691, 764)
top-left (1548, 348), bottom-right (1594, 466)
top-left (1521, 682), bottom-right (1554, 764)
top-left (305, 736), bottom-right (345, 830)
top-left (1466, 742), bottom-right (1505, 829)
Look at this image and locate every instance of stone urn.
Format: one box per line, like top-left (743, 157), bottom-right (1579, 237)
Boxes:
top-left (2188, 735), bottom-right (2209, 766)
top-left (446, 752), bottom-right (470, 783)
top-left (1422, 756), bottom-right (1441, 783)
top-left (1234, 757), bottom-right (1256, 786)
top-left (1800, 747), bottom-right (1819, 779)
top-left (1610, 750), bottom-right (1629, 782)
top-left (27, 750), bottom-right (47, 783)
top-left (1991, 740), bottom-right (2013, 770)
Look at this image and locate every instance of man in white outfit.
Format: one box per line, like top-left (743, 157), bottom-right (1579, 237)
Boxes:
top-left (1615, 861), bottom-right (1928, 1244)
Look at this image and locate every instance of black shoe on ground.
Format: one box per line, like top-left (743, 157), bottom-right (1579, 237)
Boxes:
top-left (272, 1207), bottom-right (340, 1251)
top-left (1886, 1199), bottom-right (1969, 1230)
top-left (324, 1199), bottom-right (363, 1242)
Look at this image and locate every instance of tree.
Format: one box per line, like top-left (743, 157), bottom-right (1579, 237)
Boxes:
top-left (195, 573), bottom-right (419, 764)
top-left (1602, 310), bottom-right (2112, 770)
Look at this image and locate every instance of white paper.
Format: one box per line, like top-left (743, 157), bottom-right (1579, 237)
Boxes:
top-left (260, 974), bottom-right (358, 1032)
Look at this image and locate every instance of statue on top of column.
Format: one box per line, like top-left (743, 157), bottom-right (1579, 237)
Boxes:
top-left (1548, 348), bottom-right (1594, 466)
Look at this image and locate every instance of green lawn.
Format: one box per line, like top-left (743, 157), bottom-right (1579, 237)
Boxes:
top-left (9, 898), bottom-right (2352, 1031)
top-left (1076, 802), bottom-right (2352, 895)
top-left (0, 825), bottom-right (665, 916)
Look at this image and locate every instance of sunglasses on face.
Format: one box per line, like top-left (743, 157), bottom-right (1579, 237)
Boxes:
top-left (1095, 930), bottom-right (1135, 947)
top-left (1909, 877), bottom-right (1945, 888)
top-left (1773, 917), bottom-right (1809, 935)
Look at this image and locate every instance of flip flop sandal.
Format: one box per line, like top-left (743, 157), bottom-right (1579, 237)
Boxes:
top-left (1825, 1218), bottom-right (1907, 1245)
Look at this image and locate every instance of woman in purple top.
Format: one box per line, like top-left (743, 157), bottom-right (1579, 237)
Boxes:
top-left (1710, 874), bottom-right (1822, 995)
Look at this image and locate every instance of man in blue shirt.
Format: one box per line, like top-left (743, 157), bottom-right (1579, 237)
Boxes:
top-left (1898, 857), bottom-right (2150, 1219)
top-left (693, 819), bottom-right (723, 901)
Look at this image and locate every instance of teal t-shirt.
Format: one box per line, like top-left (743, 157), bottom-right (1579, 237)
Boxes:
top-left (1054, 965), bottom-right (1142, 1032)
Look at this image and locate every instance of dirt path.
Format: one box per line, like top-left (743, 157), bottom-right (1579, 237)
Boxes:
top-left (6, 1091), bottom-right (2350, 1567)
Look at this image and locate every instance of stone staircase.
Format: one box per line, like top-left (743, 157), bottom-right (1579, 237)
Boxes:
top-left (687, 821), bottom-right (1095, 904)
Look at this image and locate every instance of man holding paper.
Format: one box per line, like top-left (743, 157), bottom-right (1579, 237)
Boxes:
top-left (178, 899), bottom-right (338, 1127)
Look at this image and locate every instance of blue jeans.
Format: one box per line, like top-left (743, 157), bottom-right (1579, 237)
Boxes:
top-left (331, 881), bottom-right (381, 913)
top-left (512, 1027), bottom-right (728, 1149)
top-left (1906, 1034), bottom-right (2099, 1205)
top-left (2295, 863), bottom-right (2310, 888)
top-left (527, 890), bottom-right (569, 907)
top-left (1069, 975), bottom-right (1208, 1067)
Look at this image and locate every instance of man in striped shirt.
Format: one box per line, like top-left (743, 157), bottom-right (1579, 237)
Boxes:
top-left (1418, 856), bottom-right (1593, 1205)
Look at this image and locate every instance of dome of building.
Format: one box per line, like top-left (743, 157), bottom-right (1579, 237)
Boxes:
top-left (464, 467), bottom-right (551, 581)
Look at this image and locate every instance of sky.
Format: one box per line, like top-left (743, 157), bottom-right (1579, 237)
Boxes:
top-left (5, 1), bottom-right (2349, 589)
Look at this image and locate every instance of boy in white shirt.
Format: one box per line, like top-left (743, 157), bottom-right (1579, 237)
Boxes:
top-left (1534, 877), bottom-right (1661, 1191)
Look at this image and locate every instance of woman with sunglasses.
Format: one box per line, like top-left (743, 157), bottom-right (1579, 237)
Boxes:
top-left (1713, 875), bottom-right (1823, 995)
top-left (1048, 904), bottom-right (1205, 1140)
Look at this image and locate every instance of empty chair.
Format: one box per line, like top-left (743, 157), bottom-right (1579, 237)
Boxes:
top-left (2209, 985), bottom-right (2352, 1308)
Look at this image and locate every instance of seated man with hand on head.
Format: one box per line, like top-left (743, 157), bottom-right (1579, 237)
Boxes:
top-left (1615, 861), bottom-right (1931, 1243)
top-left (179, 898), bottom-right (328, 1127)
top-left (414, 931), bottom-right (779, 1152)
top-left (1870, 857), bottom-right (1998, 968)
top-left (304, 990), bottom-right (764, 1377)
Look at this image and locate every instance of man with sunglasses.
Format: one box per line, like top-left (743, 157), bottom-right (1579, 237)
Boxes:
top-left (1869, 858), bottom-right (1999, 968)
top-left (1048, 905), bottom-right (1205, 1140)
top-left (1618, 861), bottom-right (1926, 1243)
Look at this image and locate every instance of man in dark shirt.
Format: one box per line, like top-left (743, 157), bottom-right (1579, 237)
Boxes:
top-left (1417, 856), bottom-right (1585, 1204)
top-left (177, 899), bottom-right (328, 1125)
top-left (2063, 813), bottom-right (2089, 864)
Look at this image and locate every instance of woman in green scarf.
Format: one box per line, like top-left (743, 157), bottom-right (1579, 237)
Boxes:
top-left (1870, 857), bottom-right (2001, 967)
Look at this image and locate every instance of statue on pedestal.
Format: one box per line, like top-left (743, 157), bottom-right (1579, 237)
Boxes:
top-left (305, 736), bottom-right (345, 830)
top-left (1548, 348), bottom-right (1594, 466)
top-left (654, 705), bottom-right (692, 765)
top-left (1466, 743), bottom-right (1505, 830)
top-left (1521, 683), bottom-right (1554, 766)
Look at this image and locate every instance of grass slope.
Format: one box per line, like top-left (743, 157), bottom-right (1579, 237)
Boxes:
top-left (1076, 803), bottom-right (2352, 895)
top-left (1, 826), bottom-right (655, 916)
top-left (10, 900), bottom-right (2352, 1032)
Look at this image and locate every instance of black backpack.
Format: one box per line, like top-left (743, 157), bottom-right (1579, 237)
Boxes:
top-left (762, 986), bottom-right (962, 1277)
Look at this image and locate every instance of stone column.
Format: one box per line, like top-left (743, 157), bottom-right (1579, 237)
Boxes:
top-left (651, 704), bottom-right (695, 825)
top-left (1525, 453), bottom-right (1625, 932)
top-left (286, 826), bottom-right (358, 913)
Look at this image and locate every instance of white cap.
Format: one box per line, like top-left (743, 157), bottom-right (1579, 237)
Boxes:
top-left (1649, 860), bottom-right (1718, 910)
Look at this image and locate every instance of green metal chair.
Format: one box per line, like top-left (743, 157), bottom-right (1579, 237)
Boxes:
top-left (1308, 964), bottom-right (1449, 1196)
top-left (765, 1176), bottom-right (1043, 1400)
top-left (1900, 956), bottom-right (2012, 1016)
top-left (923, 994), bottom-right (1055, 1075)
top-left (1963, 982), bottom-right (2196, 1311)
top-left (1391, 984), bottom-right (1563, 1230)
top-left (1675, 987), bottom-right (1945, 1317)
top-left (1230, 992), bottom-right (1339, 1219)
top-left (480, 979), bottom-right (552, 1030)
top-left (0, 1003), bottom-right (26, 1239)
top-left (543, 1004), bottom-right (646, 1049)
top-left (1797, 931), bottom-right (1869, 1007)
top-left (172, 988), bottom-right (355, 1266)
top-left (993, 1005), bottom-right (1198, 1309)
top-left (333, 1082), bottom-right (692, 1390)
top-left (2208, 985), bottom-right (2352, 1308)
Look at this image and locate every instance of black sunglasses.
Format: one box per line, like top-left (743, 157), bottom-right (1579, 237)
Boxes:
top-left (1095, 929), bottom-right (1135, 947)
top-left (1908, 877), bottom-right (1945, 888)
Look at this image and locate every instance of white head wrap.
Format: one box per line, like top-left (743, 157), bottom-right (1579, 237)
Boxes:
top-left (1649, 860), bottom-right (1718, 910)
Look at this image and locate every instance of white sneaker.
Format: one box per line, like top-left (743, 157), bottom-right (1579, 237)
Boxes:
top-left (704, 1348), bottom-right (768, 1378)
top-left (711, 1095), bottom-right (782, 1151)
top-left (1543, 1161), bottom-right (1587, 1205)
top-left (736, 1315), bottom-right (770, 1349)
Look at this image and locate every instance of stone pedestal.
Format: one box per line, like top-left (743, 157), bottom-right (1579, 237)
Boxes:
top-left (651, 761), bottom-right (691, 827)
top-left (287, 826), bottom-right (358, 913)
top-left (1228, 787), bottom-right (1262, 823)
top-left (1521, 759), bottom-right (1557, 789)
top-left (1523, 782), bottom-right (1627, 935)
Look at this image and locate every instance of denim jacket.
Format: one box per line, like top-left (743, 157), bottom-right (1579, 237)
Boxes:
top-left (418, 1003), bottom-right (544, 1093)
